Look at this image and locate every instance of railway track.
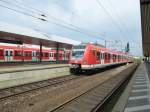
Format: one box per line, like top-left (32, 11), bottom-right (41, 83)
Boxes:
top-left (0, 64), bottom-right (124, 101)
top-left (0, 75), bottom-right (83, 101)
top-left (49, 64), bottom-right (138, 112)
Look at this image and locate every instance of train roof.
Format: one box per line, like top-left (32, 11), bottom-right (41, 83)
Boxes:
top-left (0, 21), bottom-right (80, 48)
top-left (87, 43), bottom-right (129, 55)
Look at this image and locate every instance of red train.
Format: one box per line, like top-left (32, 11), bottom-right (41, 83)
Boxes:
top-left (0, 43), bottom-right (71, 62)
top-left (69, 43), bottom-right (132, 74)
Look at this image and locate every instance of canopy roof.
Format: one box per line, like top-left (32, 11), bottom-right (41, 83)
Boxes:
top-left (0, 22), bottom-right (80, 49)
top-left (140, 0), bottom-right (150, 56)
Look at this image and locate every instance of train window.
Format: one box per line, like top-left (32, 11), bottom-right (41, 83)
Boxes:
top-left (119, 55), bottom-right (121, 59)
top-left (0, 50), bottom-right (3, 56)
top-left (103, 53), bottom-right (105, 59)
top-left (51, 53), bottom-right (53, 57)
top-left (72, 51), bottom-right (84, 58)
top-left (10, 51), bottom-right (13, 56)
top-left (96, 52), bottom-right (100, 60)
top-left (45, 53), bottom-right (49, 57)
top-left (36, 52), bottom-right (40, 56)
top-left (100, 53), bottom-right (102, 59)
top-left (115, 55), bottom-right (117, 59)
top-left (112, 54), bottom-right (114, 59)
top-left (59, 54), bottom-right (62, 57)
top-left (54, 54), bottom-right (56, 58)
top-left (108, 54), bottom-right (110, 59)
top-left (5, 51), bottom-right (8, 56)
top-left (41, 53), bottom-right (44, 57)
top-left (32, 52), bottom-right (35, 57)
top-left (25, 51), bottom-right (31, 56)
top-left (105, 53), bottom-right (107, 59)
top-left (15, 51), bottom-right (22, 56)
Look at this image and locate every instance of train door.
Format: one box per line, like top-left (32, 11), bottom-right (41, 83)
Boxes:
top-left (96, 51), bottom-right (100, 64)
top-left (4, 49), bottom-right (13, 62)
top-left (110, 54), bottom-right (113, 63)
top-left (100, 53), bottom-right (104, 64)
top-left (32, 51), bottom-right (37, 61)
top-left (49, 53), bottom-right (53, 61)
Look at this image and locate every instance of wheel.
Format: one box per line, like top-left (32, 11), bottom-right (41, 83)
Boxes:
top-left (70, 68), bottom-right (81, 75)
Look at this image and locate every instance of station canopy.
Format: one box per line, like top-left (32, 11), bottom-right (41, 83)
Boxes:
top-left (140, 0), bottom-right (150, 56)
top-left (0, 21), bottom-right (80, 49)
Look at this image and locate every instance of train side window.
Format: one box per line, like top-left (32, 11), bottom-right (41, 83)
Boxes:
top-left (0, 50), bottom-right (3, 56)
top-left (5, 51), bottom-right (8, 56)
top-left (108, 53), bottom-right (110, 59)
top-left (102, 53), bottom-right (104, 59)
top-left (100, 53), bottom-right (102, 59)
top-left (25, 52), bottom-right (28, 56)
top-left (36, 52), bottom-right (39, 56)
top-left (51, 53), bottom-right (53, 57)
top-left (15, 51), bottom-right (22, 56)
top-left (10, 51), bottom-right (13, 56)
top-left (42, 53), bottom-right (44, 57)
top-left (96, 52), bottom-right (100, 60)
top-left (114, 55), bottom-right (116, 59)
top-left (45, 53), bottom-right (49, 57)
top-left (25, 51), bottom-right (31, 57)
top-left (105, 53), bottom-right (107, 60)
top-left (58, 54), bottom-right (62, 57)
top-left (32, 52), bottom-right (34, 57)
top-left (103, 53), bottom-right (105, 59)
top-left (54, 54), bottom-right (56, 58)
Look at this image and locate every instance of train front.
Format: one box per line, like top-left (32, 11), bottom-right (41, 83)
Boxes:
top-left (69, 44), bottom-right (86, 74)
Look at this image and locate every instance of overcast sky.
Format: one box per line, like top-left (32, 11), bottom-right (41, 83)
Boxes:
top-left (0, 0), bottom-right (142, 56)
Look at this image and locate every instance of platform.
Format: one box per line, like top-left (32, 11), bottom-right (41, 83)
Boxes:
top-left (124, 62), bottom-right (150, 112)
top-left (0, 64), bottom-right (70, 89)
top-left (112, 62), bottom-right (150, 112)
top-left (0, 64), bottom-right (68, 74)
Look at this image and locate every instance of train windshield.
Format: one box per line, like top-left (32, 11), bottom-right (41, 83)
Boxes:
top-left (72, 51), bottom-right (84, 58)
top-left (72, 44), bottom-right (86, 58)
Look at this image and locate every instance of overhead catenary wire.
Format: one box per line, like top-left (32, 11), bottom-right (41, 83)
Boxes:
top-left (0, 0), bottom-right (40, 15)
top-left (0, 0), bottom-right (132, 50)
top-left (0, 4), bottom-right (44, 20)
top-left (0, 2), bottom-right (108, 41)
top-left (106, 0), bottom-right (135, 43)
top-left (96, 0), bottom-right (129, 43)
top-left (0, 0), bottom-right (108, 40)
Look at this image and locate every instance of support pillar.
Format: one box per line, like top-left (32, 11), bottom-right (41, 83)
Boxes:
top-left (56, 43), bottom-right (59, 63)
top-left (21, 42), bottom-right (24, 63)
top-left (40, 43), bottom-right (43, 62)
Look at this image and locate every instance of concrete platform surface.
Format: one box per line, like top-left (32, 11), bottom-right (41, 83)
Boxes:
top-left (112, 62), bottom-right (150, 112)
top-left (0, 64), bottom-right (68, 74)
top-left (0, 64), bottom-right (69, 89)
top-left (123, 62), bottom-right (150, 112)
